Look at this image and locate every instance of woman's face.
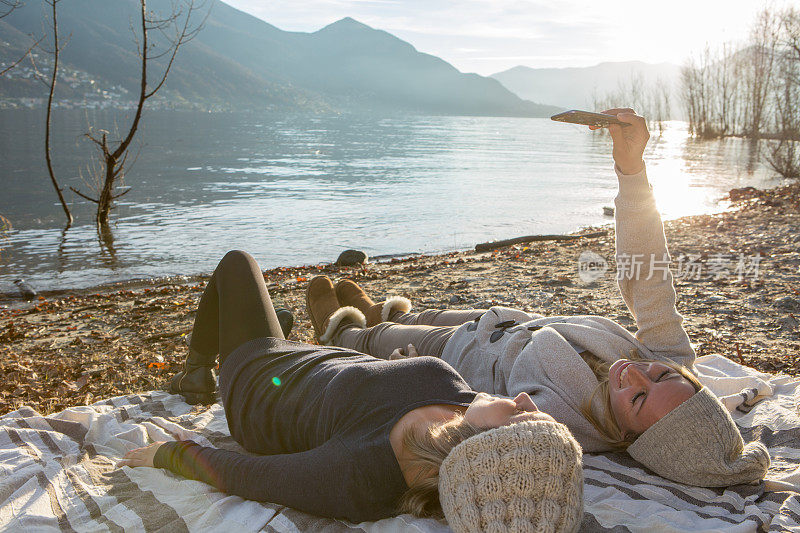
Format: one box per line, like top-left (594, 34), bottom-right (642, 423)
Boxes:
top-left (464, 392), bottom-right (555, 429)
top-left (608, 359), bottom-right (697, 439)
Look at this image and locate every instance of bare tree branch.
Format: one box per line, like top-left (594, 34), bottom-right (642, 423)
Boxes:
top-left (145, 2), bottom-right (208, 100)
top-left (81, 0), bottom-right (209, 227)
top-left (0, 35), bottom-right (43, 76)
top-left (111, 188), bottom-right (132, 200)
top-left (0, 0), bottom-right (21, 19)
top-left (69, 187), bottom-right (100, 203)
top-left (84, 132), bottom-right (105, 149)
top-left (42, 0), bottom-right (73, 227)
top-left (0, 2), bottom-right (44, 77)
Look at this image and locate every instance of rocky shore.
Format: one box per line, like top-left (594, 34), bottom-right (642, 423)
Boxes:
top-left (1, 182), bottom-right (799, 416)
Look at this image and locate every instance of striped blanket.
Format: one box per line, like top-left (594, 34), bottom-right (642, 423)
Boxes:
top-left (2, 354), bottom-right (799, 532)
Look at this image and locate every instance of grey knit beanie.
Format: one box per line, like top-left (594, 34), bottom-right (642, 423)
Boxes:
top-left (439, 420), bottom-right (584, 533)
top-left (627, 386), bottom-right (770, 486)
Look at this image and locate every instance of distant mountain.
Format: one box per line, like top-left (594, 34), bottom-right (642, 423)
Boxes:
top-left (287, 17), bottom-right (560, 116)
top-left (492, 61), bottom-right (683, 118)
top-left (0, 1), bottom-right (560, 116)
top-left (0, 0), bottom-right (315, 110)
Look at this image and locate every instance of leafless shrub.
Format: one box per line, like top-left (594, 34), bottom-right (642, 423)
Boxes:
top-left (70, 0), bottom-right (209, 227)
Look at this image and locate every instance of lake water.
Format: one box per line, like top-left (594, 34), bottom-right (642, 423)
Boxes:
top-left (0, 109), bottom-right (781, 294)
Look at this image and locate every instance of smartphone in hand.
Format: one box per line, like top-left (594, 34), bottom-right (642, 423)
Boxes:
top-left (550, 110), bottom-right (629, 128)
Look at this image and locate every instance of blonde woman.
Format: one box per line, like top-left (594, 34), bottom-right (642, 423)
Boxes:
top-left (120, 250), bottom-right (584, 532)
top-left (316, 109), bottom-right (770, 487)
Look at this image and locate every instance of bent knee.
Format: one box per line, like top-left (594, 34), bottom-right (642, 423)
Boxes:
top-left (221, 249), bottom-right (252, 263)
top-left (219, 250), bottom-right (257, 272)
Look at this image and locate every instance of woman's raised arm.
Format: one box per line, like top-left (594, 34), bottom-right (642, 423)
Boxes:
top-left (600, 109), bottom-right (695, 368)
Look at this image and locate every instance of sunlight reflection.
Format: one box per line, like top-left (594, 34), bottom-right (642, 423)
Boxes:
top-left (645, 121), bottom-right (776, 220)
top-left (647, 123), bottom-right (711, 219)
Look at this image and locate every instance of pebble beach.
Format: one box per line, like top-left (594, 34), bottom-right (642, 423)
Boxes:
top-left (1, 181), bottom-right (799, 416)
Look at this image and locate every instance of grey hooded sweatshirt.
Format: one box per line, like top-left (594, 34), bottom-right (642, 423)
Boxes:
top-left (440, 164), bottom-right (696, 452)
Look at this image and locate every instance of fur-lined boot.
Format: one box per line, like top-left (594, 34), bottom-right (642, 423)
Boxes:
top-left (335, 279), bottom-right (411, 327)
top-left (307, 276), bottom-right (366, 343)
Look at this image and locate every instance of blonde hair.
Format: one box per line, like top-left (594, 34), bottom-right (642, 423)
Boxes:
top-left (397, 413), bottom-right (486, 518)
top-left (579, 349), bottom-right (703, 451)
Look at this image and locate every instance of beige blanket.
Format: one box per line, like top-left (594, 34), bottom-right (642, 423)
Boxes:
top-left (1, 354), bottom-right (798, 532)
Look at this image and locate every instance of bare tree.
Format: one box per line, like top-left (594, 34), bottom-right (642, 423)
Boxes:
top-left (41, 0), bottom-right (73, 226)
top-left (1, 1), bottom-right (26, 244)
top-left (681, 50), bottom-right (716, 137)
top-left (70, 0), bottom-right (207, 227)
top-left (681, 43), bottom-right (749, 139)
top-left (680, 59), bottom-right (699, 136)
top-left (0, 0), bottom-right (21, 16)
top-left (787, 8), bottom-right (800, 65)
top-left (0, 0), bottom-right (42, 76)
top-left (711, 42), bottom-right (741, 136)
top-left (0, 214), bottom-right (10, 259)
top-left (591, 71), bottom-right (672, 132)
top-left (679, 5), bottom-right (800, 170)
top-left (643, 76), bottom-right (672, 132)
top-left (742, 9), bottom-right (781, 138)
top-left (697, 47), bottom-right (718, 137)
top-left (763, 7), bottom-right (800, 178)
top-left (658, 78), bottom-right (671, 124)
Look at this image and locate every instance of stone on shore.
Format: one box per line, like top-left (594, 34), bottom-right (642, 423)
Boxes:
top-left (728, 186), bottom-right (761, 202)
top-left (336, 249), bottom-right (368, 266)
top-left (775, 296), bottom-right (800, 312)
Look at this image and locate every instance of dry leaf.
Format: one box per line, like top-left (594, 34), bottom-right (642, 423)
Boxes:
top-left (75, 374), bottom-right (90, 390)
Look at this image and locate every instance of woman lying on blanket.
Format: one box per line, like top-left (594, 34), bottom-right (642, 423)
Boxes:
top-left (118, 250), bottom-right (584, 532)
top-left (309, 108), bottom-right (771, 489)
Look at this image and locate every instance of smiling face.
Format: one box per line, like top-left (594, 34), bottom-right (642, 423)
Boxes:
top-left (463, 392), bottom-right (556, 429)
top-left (608, 359), bottom-right (697, 439)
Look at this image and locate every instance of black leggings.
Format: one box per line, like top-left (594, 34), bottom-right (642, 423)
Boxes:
top-left (188, 250), bottom-right (284, 364)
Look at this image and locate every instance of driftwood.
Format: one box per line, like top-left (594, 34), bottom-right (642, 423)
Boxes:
top-left (475, 231), bottom-right (607, 253)
top-left (144, 327), bottom-right (192, 342)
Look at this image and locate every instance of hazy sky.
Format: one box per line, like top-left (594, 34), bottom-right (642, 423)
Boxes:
top-left (223, 0), bottom-right (794, 75)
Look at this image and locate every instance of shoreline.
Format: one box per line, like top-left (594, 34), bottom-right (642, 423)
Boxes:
top-left (0, 171), bottom-right (752, 302)
top-left (0, 198), bottom-right (729, 306)
top-left (1, 181), bottom-right (798, 415)
top-left (0, 251), bottom-right (440, 307)
top-left (0, 241), bottom-right (596, 306)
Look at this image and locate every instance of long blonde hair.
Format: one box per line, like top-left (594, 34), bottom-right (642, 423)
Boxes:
top-left (579, 349), bottom-right (703, 451)
top-left (397, 413), bottom-right (485, 518)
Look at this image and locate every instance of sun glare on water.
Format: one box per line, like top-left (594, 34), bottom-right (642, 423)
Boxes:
top-left (646, 124), bottom-right (709, 219)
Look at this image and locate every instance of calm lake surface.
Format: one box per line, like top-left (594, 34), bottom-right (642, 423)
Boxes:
top-left (0, 109), bottom-right (781, 294)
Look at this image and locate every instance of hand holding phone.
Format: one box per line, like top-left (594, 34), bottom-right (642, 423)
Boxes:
top-left (550, 110), bottom-right (630, 128)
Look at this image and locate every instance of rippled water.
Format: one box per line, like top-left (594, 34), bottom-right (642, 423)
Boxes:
top-left (0, 109), bottom-right (781, 293)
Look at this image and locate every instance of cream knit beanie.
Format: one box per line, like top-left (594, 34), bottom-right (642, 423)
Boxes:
top-left (439, 420), bottom-right (583, 533)
top-left (627, 387), bottom-right (770, 487)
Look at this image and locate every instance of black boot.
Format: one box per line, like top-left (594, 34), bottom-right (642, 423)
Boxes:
top-left (275, 307), bottom-right (294, 338)
top-left (168, 310), bottom-right (292, 405)
top-left (168, 349), bottom-right (217, 405)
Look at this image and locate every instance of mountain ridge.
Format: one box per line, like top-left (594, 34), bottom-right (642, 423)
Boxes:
top-left (0, 1), bottom-right (560, 117)
top-left (491, 60), bottom-right (682, 117)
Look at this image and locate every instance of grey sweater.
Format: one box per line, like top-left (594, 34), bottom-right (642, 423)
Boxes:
top-left (440, 164), bottom-right (696, 453)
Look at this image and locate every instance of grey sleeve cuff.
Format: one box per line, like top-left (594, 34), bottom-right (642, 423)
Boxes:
top-left (152, 440), bottom-right (187, 470)
top-left (614, 163), bottom-right (653, 206)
